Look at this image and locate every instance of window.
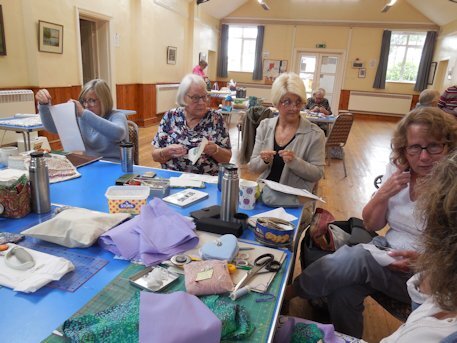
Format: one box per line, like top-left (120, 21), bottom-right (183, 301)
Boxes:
top-left (227, 26), bottom-right (258, 72)
top-left (386, 32), bottom-right (426, 82)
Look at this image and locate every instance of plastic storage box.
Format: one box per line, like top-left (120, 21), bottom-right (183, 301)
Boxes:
top-left (105, 186), bottom-right (149, 214)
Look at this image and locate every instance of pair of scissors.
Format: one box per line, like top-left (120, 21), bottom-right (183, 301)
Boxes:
top-left (234, 253), bottom-right (281, 292)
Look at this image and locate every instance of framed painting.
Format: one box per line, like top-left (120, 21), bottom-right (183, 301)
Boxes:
top-left (358, 68), bottom-right (366, 78)
top-left (0, 5), bottom-right (6, 56)
top-left (38, 20), bottom-right (63, 54)
top-left (167, 46), bottom-right (177, 65)
top-left (263, 59), bottom-right (288, 85)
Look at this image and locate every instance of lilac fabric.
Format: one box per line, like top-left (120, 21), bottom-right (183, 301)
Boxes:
top-left (99, 198), bottom-right (198, 265)
top-left (139, 291), bottom-right (221, 343)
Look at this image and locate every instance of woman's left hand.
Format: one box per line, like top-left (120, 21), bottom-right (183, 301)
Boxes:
top-left (204, 141), bottom-right (219, 156)
top-left (387, 250), bottom-right (420, 273)
top-left (69, 99), bottom-right (84, 117)
top-left (278, 150), bottom-right (295, 163)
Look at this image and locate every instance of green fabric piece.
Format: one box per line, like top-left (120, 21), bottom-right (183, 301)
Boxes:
top-left (201, 295), bottom-right (255, 341)
top-left (62, 293), bottom-right (139, 343)
top-left (291, 323), bottom-right (324, 343)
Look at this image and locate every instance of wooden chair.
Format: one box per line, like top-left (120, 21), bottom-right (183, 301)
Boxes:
top-left (325, 113), bottom-right (353, 177)
top-left (127, 120), bottom-right (139, 165)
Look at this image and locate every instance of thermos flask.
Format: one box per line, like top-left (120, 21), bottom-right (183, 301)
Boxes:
top-left (120, 142), bottom-right (134, 172)
top-left (220, 165), bottom-right (239, 222)
top-left (29, 151), bottom-right (51, 214)
top-left (218, 162), bottom-right (235, 191)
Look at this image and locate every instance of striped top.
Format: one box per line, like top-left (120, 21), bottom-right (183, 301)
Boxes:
top-left (438, 85), bottom-right (457, 116)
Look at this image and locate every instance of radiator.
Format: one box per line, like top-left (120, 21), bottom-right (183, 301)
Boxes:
top-left (0, 90), bottom-right (38, 146)
top-left (156, 84), bottom-right (179, 114)
top-left (348, 91), bottom-right (412, 115)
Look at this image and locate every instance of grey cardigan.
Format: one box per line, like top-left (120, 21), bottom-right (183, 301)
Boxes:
top-left (248, 116), bottom-right (325, 192)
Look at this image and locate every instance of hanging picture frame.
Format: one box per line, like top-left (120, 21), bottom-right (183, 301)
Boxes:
top-left (167, 46), bottom-right (177, 65)
top-left (0, 5), bottom-right (6, 56)
top-left (263, 59), bottom-right (288, 85)
top-left (358, 68), bottom-right (366, 78)
top-left (38, 20), bottom-right (64, 54)
top-left (427, 62), bottom-right (437, 85)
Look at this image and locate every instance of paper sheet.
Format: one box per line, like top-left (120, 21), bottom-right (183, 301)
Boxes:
top-left (49, 103), bottom-right (86, 152)
top-left (250, 207), bottom-right (298, 222)
top-left (177, 172), bottom-right (218, 184)
top-left (187, 137), bottom-right (208, 165)
top-left (261, 179), bottom-right (324, 202)
top-left (169, 177), bottom-right (204, 188)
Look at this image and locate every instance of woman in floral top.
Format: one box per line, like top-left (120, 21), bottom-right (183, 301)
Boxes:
top-left (151, 74), bottom-right (232, 175)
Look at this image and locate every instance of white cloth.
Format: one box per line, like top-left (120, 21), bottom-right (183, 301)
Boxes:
top-left (407, 273), bottom-right (429, 306)
top-left (0, 244), bottom-right (74, 293)
top-left (381, 297), bottom-right (457, 342)
top-left (383, 163), bottom-right (424, 250)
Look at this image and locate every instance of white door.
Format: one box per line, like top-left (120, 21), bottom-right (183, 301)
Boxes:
top-left (296, 52), bottom-right (342, 114)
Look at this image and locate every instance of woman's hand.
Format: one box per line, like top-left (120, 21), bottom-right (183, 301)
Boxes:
top-left (68, 99), bottom-right (84, 117)
top-left (165, 144), bottom-right (187, 158)
top-left (260, 150), bottom-right (276, 163)
top-left (376, 169), bottom-right (411, 201)
top-left (204, 141), bottom-right (219, 156)
top-left (387, 250), bottom-right (420, 273)
top-left (278, 149), bottom-right (295, 163)
top-left (35, 89), bottom-right (52, 105)
top-left (311, 106), bottom-right (319, 112)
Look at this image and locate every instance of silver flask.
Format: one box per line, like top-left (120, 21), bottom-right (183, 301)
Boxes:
top-left (220, 165), bottom-right (239, 222)
top-left (29, 151), bottom-right (51, 214)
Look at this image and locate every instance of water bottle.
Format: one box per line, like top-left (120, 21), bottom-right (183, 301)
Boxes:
top-left (217, 162), bottom-right (235, 191)
top-left (29, 151), bottom-right (51, 214)
top-left (220, 165), bottom-right (239, 222)
top-left (120, 142), bottom-right (134, 172)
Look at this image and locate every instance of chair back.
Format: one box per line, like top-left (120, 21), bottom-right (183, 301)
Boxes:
top-left (127, 120), bottom-right (139, 165)
top-left (326, 113), bottom-right (353, 148)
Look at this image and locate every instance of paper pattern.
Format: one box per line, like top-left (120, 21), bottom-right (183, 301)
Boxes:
top-left (49, 103), bottom-right (86, 152)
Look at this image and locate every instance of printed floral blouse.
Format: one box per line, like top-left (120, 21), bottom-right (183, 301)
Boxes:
top-left (152, 107), bottom-right (231, 175)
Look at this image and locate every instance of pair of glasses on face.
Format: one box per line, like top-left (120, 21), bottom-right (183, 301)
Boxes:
top-left (80, 98), bottom-right (98, 107)
top-left (280, 99), bottom-right (303, 108)
top-left (186, 94), bottom-right (209, 103)
top-left (405, 143), bottom-right (445, 156)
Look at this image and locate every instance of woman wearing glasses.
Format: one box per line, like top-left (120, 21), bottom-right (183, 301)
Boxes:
top-left (36, 79), bottom-right (128, 162)
top-left (151, 73), bottom-right (231, 175)
top-left (286, 107), bottom-right (457, 338)
top-left (248, 72), bottom-right (325, 193)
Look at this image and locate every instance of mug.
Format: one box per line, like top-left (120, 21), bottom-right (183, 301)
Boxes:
top-left (0, 146), bottom-right (19, 165)
top-left (238, 179), bottom-right (258, 210)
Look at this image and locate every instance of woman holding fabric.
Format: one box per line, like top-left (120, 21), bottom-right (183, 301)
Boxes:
top-left (36, 79), bottom-right (128, 162)
top-left (248, 72), bottom-right (325, 193)
top-left (151, 74), bottom-right (231, 175)
top-left (285, 107), bottom-right (457, 339)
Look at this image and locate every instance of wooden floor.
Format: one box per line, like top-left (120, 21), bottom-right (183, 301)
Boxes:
top-left (138, 113), bottom-right (402, 343)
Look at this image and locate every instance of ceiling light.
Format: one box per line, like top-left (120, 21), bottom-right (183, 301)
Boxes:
top-left (258, 0), bottom-right (270, 10)
top-left (196, 0), bottom-right (209, 5)
top-left (381, 0), bottom-right (397, 13)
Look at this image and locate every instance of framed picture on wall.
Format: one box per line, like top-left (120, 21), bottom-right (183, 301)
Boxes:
top-left (38, 20), bottom-right (63, 54)
top-left (167, 46), bottom-right (177, 65)
top-left (427, 62), bottom-right (437, 85)
top-left (263, 59), bottom-right (288, 85)
top-left (0, 5), bottom-right (6, 56)
top-left (358, 68), bottom-right (366, 78)
top-left (198, 52), bottom-right (207, 63)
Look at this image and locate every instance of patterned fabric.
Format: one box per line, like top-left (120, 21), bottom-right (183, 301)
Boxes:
top-left (305, 97), bottom-right (333, 115)
top-left (438, 85), bottom-right (457, 116)
top-left (62, 292), bottom-right (140, 342)
top-left (291, 323), bottom-right (324, 343)
top-left (201, 295), bottom-right (255, 340)
top-left (152, 107), bottom-right (231, 175)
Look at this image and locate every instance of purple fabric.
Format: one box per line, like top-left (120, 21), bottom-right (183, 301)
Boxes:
top-left (139, 291), bottom-right (221, 343)
top-left (273, 316), bottom-right (345, 343)
top-left (99, 198), bottom-right (198, 265)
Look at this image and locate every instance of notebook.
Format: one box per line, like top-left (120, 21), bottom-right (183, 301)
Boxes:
top-left (162, 189), bottom-right (209, 208)
top-left (65, 153), bottom-right (102, 168)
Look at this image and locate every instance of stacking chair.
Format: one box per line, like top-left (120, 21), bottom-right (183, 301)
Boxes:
top-left (325, 113), bottom-right (353, 177)
top-left (127, 120), bottom-right (139, 165)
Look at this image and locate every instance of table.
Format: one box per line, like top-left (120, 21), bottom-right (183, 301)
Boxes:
top-left (1, 161), bottom-right (303, 342)
top-left (0, 116), bottom-right (43, 151)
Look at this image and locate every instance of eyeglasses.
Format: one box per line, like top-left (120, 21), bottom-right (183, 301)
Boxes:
top-left (280, 99), bottom-right (303, 108)
top-left (80, 98), bottom-right (98, 107)
top-left (405, 143), bottom-right (446, 156)
top-left (186, 94), bottom-right (209, 103)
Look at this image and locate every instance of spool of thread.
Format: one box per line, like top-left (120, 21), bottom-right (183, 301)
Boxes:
top-left (229, 285), bottom-right (251, 301)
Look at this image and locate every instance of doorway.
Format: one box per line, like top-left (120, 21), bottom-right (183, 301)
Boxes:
top-left (80, 19), bottom-right (98, 84)
top-left (295, 52), bottom-right (343, 114)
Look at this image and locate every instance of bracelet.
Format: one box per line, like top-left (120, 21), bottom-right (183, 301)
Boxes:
top-left (214, 145), bottom-right (220, 155)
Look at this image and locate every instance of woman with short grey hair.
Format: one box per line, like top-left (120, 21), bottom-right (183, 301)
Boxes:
top-left (152, 74), bottom-right (231, 175)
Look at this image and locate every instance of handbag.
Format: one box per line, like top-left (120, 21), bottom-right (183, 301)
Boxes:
top-left (260, 185), bottom-right (300, 208)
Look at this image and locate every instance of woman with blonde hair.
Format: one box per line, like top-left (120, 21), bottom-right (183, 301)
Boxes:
top-left (36, 79), bottom-right (128, 162)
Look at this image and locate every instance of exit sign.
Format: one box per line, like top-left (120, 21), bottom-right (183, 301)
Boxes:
top-left (316, 43), bottom-right (326, 48)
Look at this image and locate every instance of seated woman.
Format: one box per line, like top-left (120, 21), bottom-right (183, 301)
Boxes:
top-left (36, 79), bottom-right (128, 162)
top-left (381, 149), bottom-right (457, 342)
top-left (284, 107), bottom-right (457, 338)
top-left (305, 88), bottom-right (332, 116)
top-left (151, 74), bottom-right (231, 175)
top-left (248, 72), bottom-right (325, 193)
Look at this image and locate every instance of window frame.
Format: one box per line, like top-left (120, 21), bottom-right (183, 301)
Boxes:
top-left (227, 25), bottom-right (258, 73)
top-left (386, 31), bottom-right (427, 84)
